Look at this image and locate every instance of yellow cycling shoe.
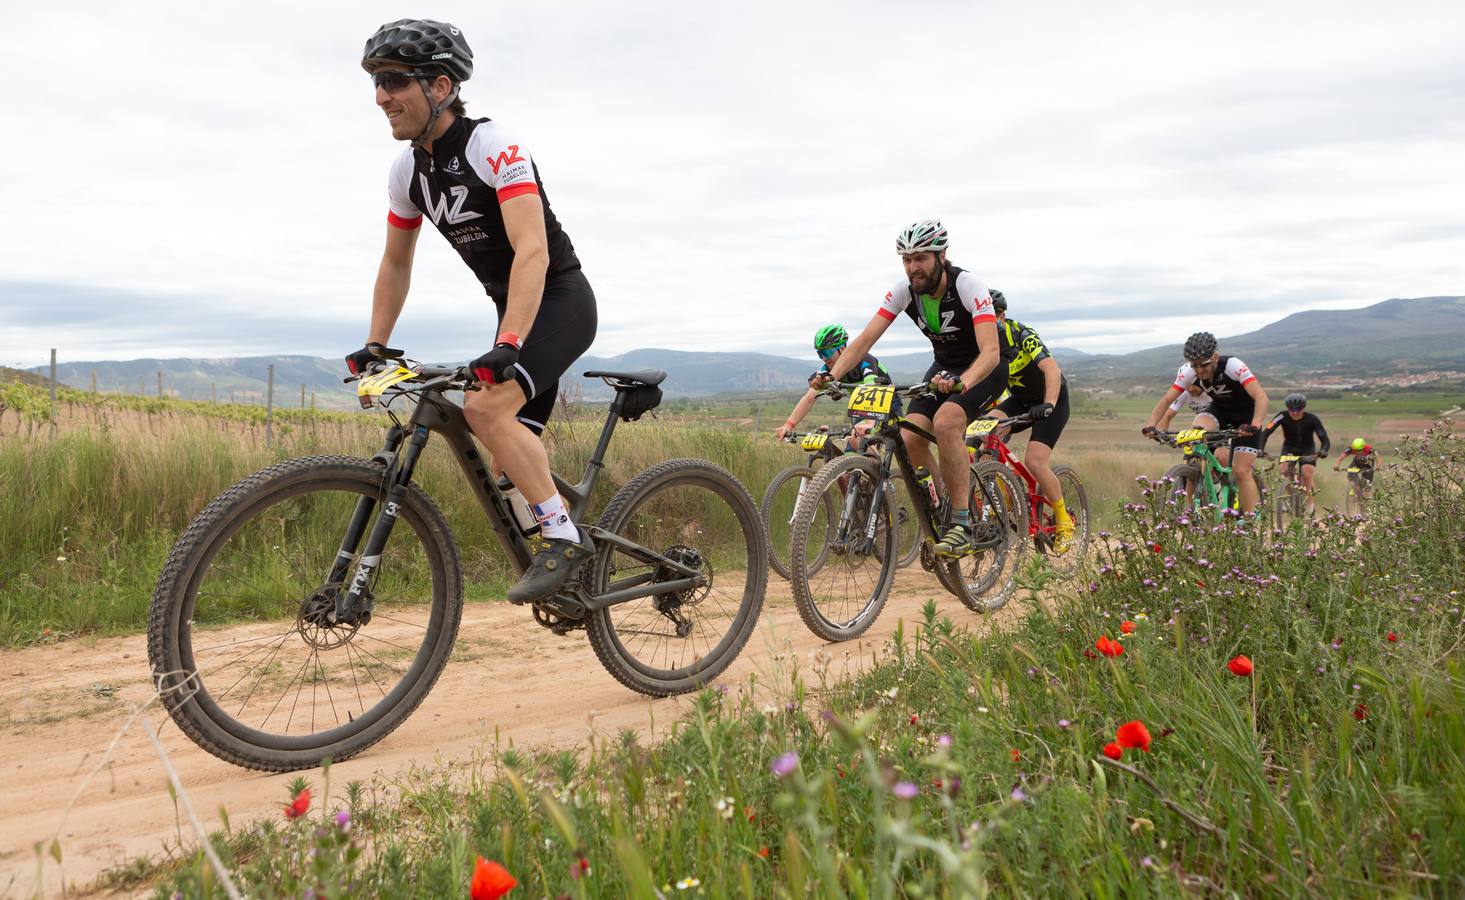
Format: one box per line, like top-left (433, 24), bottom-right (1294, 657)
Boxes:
top-left (1053, 513), bottom-right (1077, 554)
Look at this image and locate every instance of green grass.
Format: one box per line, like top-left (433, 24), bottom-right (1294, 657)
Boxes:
top-left (117, 424), bottom-right (1465, 897)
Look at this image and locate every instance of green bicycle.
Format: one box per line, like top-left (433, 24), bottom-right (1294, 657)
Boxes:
top-left (1151, 427), bottom-right (1264, 518)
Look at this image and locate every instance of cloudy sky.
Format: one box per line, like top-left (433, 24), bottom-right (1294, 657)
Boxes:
top-left (4, 0), bottom-right (1463, 368)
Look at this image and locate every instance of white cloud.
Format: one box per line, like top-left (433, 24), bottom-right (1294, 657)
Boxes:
top-left (3, 0), bottom-right (1463, 368)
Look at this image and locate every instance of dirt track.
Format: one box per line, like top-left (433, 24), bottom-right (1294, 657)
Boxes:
top-left (0, 570), bottom-right (1024, 897)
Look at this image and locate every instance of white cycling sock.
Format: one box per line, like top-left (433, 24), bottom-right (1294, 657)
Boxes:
top-left (532, 494), bottom-right (578, 542)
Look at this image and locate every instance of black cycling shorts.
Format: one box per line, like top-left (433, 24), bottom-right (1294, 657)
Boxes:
top-left (907, 360), bottom-right (1006, 424)
top-left (995, 379), bottom-right (1070, 448)
top-left (1213, 409), bottom-right (1262, 454)
top-left (492, 269), bottom-right (597, 435)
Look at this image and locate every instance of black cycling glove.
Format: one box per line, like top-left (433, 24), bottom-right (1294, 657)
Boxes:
top-left (1029, 402), bottom-right (1055, 420)
top-left (345, 342), bottom-right (402, 375)
top-left (471, 343), bottom-right (520, 384)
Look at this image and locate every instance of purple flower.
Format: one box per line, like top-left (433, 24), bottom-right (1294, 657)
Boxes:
top-left (1141, 855), bottom-right (1155, 868)
top-left (334, 810), bottom-right (351, 830)
top-left (937, 734), bottom-right (953, 748)
top-left (893, 781), bottom-right (919, 799)
top-left (1058, 719), bottom-right (1071, 729)
top-left (1010, 786), bottom-right (1027, 802)
top-left (771, 751), bottom-right (798, 778)
top-left (1142, 578), bottom-right (1156, 588)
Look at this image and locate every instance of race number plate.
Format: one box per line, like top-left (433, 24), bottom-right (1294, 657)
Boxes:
top-left (1279, 454), bottom-right (1300, 463)
top-left (800, 433), bottom-right (830, 452)
top-left (1175, 428), bottom-right (1207, 445)
top-left (1347, 466), bottom-right (1360, 473)
top-left (847, 385), bottom-right (896, 421)
top-left (966, 418), bottom-right (999, 437)
top-left (356, 365), bottom-right (416, 408)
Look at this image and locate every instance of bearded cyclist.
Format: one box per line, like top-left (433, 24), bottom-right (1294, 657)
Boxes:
top-left (776, 325), bottom-right (892, 451)
top-left (349, 19), bottom-right (598, 603)
top-left (1143, 332), bottom-right (1269, 514)
top-left (813, 219), bottom-right (1004, 557)
top-left (1262, 392), bottom-right (1330, 515)
top-left (975, 290), bottom-right (1076, 547)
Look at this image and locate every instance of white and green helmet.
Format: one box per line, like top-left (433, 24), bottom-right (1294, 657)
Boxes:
top-left (896, 218), bottom-right (949, 256)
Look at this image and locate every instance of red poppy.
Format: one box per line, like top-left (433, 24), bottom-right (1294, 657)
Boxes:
top-left (1095, 636), bottom-right (1124, 658)
top-left (744, 806), bottom-right (758, 822)
top-left (1386, 632), bottom-right (1398, 643)
top-left (1195, 579), bottom-right (1206, 588)
top-left (1102, 742), bottom-right (1123, 760)
top-left (758, 846), bottom-right (770, 858)
top-left (1083, 649), bottom-right (1098, 659)
top-left (1353, 703), bottom-right (1369, 721)
top-left (1151, 542), bottom-right (1163, 553)
top-left (283, 788), bottom-right (311, 820)
top-left (1009, 748), bottom-right (1021, 762)
top-left (569, 857), bottom-right (590, 881)
top-left (909, 713), bottom-right (919, 726)
top-left (1116, 720), bottom-right (1152, 752)
top-left (1227, 655), bottom-right (1254, 677)
top-left (471, 857), bottom-right (518, 900)
top-left (1120, 621), bottom-right (1136, 635)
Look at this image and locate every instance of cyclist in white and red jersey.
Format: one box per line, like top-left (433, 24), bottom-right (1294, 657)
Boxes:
top-left (813, 219), bottom-right (1005, 557)
top-left (347, 19), bottom-right (597, 603)
top-left (1143, 331), bottom-right (1269, 514)
top-left (1159, 384), bottom-right (1213, 430)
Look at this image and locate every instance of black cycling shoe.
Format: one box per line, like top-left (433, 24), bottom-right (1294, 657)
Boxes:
top-left (506, 528), bottom-right (595, 604)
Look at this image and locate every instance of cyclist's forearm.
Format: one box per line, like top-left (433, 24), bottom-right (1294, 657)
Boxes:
top-left (788, 390), bottom-right (818, 426)
top-left (1039, 357), bottom-right (1061, 405)
top-left (832, 313), bottom-right (889, 380)
top-left (369, 261), bottom-right (412, 343)
top-left (498, 249), bottom-right (548, 339)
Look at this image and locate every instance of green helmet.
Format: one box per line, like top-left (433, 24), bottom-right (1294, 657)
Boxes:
top-left (814, 324), bottom-right (848, 353)
top-left (1351, 437), bottom-right (1366, 451)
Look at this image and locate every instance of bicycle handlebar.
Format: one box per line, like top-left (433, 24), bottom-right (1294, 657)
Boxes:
top-left (815, 381), bottom-right (953, 401)
top-left (1148, 427), bottom-right (1246, 448)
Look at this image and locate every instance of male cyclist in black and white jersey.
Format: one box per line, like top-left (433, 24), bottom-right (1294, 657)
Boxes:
top-left (347, 19), bottom-right (598, 603)
top-left (1262, 393), bottom-right (1330, 515)
top-left (1143, 332), bottom-right (1269, 514)
top-left (813, 219), bottom-right (1005, 557)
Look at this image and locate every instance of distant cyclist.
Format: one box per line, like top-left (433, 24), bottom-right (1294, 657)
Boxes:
top-left (975, 290), bottom-right (1076, 548)
top-left (1261, 393), bottom-right (1330, 515)
top-left (1143, 332), bottom-right (1270, 514)
top-left (813, 219), bottom-right (1004, 557)
top-left (1334, 437), bottom-right (1377, 485)
top-left (1159, 384), bottom-right (1213, 430)
top-left (776, 324), bottom-right (892, 451)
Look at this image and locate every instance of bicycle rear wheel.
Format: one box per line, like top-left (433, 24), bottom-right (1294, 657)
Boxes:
top-left (1163, 463), bottom-right (1212, 514)
top-left (1040, 464), bottom-right (1090, 572)
top-left (148, 456), bottom-right (461, 772)
top-left (943, 460), bottom-right (1029, 613)
top-left (760, 464), bottom-right (835, 581)
top-left (789, 454), bottom-right (896, 641)
top-left (584, 459), bottom-right (767, 695)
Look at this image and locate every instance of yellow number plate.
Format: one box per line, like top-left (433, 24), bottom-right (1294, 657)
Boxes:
top-left (356, 365), bottom-right (416, 407)
top-left (1347, 466), bottom-right (1360, 473)
top-left (966, 418), bottom-right (999, 437)
top-left (800, 433), bottom-right (829, 452)
top-left (1175, 428), bottom-right (1207, 445)
top-left (1279, 454), bottom-right (1300, 463)
top-left (847, 385), bottom-right (895, 419)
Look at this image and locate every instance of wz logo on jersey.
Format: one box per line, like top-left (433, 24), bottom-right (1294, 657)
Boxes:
top-left (486, 145), bottom-right (526, 175)
top-left (417, 175), bottom-right (483, 226)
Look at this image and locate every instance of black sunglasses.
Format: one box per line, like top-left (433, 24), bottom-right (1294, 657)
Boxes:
top-left (371, 70), bottom-right (435, 92)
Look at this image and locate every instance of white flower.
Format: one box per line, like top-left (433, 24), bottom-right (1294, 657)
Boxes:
top-left (677, 876), bottom-right (702, 890)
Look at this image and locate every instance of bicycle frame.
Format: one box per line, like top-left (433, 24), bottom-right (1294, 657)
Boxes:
top-left (970, 432), bottom-right (1050, 542)
top-left (326, 371), bottom-right (704, 625)
top-left (1161, 431), bottom-right (1241, 513)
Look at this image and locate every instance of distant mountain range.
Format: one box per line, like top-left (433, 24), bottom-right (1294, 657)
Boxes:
top-left (23, 296), bottom-right (1465, 407)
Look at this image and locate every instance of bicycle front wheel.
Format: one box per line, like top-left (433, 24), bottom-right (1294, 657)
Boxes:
top-left (789, 454), bottom-right (896, 641)
top-left (584, 459), bottom-right (767, 696)
top-left (760, 464), bottom-right (835, 581)
top-left (148, 456), bottom-right (462, 772)
top-left (880, 471), bottom-right (923, 570)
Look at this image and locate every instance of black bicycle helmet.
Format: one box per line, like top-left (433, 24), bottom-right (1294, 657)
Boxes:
top-left (1284, 392), bottom-right (1307, 411)
top-left (990, 289), bottom-right (1007, 313)
top-left (1182, 331), bottom-right (1217, 362)
top-left (362, 19), bottom-right (473, 82)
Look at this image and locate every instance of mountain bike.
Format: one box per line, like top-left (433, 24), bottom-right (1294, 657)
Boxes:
top-left (1272, 452), bottom-right (1318, 528)
top-left (761, 428), bottom-right (919, 580)
top-left (148, 359), bottom-right (768, 772)
top-left (1343, 463), bottom-right (1374, 517)
top-left (966, 413), bottom-right (1091, 572)
top-left (785, 382), bottom-right (1028, 641)
top-left (1150, 427), bottom-right (1261, 518)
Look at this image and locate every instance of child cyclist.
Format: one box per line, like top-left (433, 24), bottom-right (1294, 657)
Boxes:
top-left (775, 325), bottom-right (893, 452)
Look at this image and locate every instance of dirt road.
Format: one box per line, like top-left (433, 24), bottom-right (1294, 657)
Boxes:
top-left (0, 571), bottom-right (1023, 897)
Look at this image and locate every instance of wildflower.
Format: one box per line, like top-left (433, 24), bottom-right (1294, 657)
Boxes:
top-left (1103, 742), bottom-right (1123, 760)
top-left (770, 751), bottom-right (798, 778)
top-left (1058, 719), bottom-right (1071, 729)
top-left (676, 876), bottom-right (702, 890)
top-left (1120, 621), bottom-right (1136, 635)
top-left (1134, 612), bottom-right (1149, 621)
top-left (758, 846), bottom-right (770, 858)
top-left (1141, 855), bottom-right (1155, 868)
top-left (945, 776), bottom-right (963, 797)
top-left (909, 713), bottom-right (919, 726)
top-left (1387, 632), bottom-right (1398, 643)
top-left (334, 810), bottom-right (351, 831)
top-left (936, 733), bottom-right (953, 748)
top-left (284, 788), bottom-right (311, 820)
top-left (1095, 636), bottom-right (1124, 658)
top-left (1009, 748), bottom-right (1021, 762)
top-left (1141, 578), bottom-right (1156, 588)
top-left (1353, 703), bottom-right (1369, 721)
top-left (1116, 720), bottom-right (1152, 752)
top-left (714, 796), bottom-right (735, 819)
top-left (470, 857), bottom-right (517, 900)
top-left (1151, 542), bottom-right (1163, 553)
top-left (1227, 655), bottom-right (1254, 677)
top-left (892, 781), bottom-right (919, 799)
top-left (1010, 786), bottom-right (1027, 802)
top-left (569, 856), bottom-right (591, 880)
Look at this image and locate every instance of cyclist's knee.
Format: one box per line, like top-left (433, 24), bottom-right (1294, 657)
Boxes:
top-left (463, 383), bottom-right (527, 429)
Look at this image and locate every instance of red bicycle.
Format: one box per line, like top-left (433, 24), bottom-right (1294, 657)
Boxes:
top-left (965, 412), bottom-right (1090, 572)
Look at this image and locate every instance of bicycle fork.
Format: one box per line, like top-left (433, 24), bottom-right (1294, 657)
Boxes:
top-left (327, 424), bottom-right (429, 625)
